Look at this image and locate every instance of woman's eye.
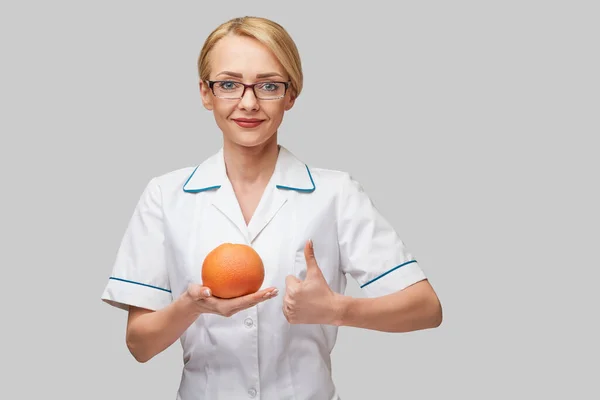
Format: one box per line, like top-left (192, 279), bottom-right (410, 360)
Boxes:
top-left (259, 83), bottom-right (279, 91)
top-left (219, 81), bottom-right (238, 90)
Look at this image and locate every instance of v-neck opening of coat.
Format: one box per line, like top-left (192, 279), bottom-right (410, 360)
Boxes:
top-left (210, 145), bottom-right (296, 244)
top-left (212, 171), bottom-right (288, 245)
top-left (245, 176), bottom-right (288, 243)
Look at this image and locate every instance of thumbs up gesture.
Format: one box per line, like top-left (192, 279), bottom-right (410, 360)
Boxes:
top-left (283, 240), bottom-right (344, 325)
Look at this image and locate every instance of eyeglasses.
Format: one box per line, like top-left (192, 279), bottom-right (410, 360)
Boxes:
top-left (206, 80), bottom-right (291, 100)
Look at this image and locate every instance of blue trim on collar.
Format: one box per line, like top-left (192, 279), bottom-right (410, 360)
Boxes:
top-left (276, 164), bottom-right (316, 193)
top-left (360, 260), bottom-right (418, 288)
top-left (182, 165), bottom-right (221, 193)
top-left (182, 163), bottom-right (316, 194)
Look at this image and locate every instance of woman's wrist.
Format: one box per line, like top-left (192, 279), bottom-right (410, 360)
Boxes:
top-left (178, 290), bottom-right (205, 318)
top-left (330, 293), bottom-right (351, 327)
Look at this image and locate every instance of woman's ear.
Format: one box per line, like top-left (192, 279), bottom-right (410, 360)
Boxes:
top-left (199, 81), bottom-right (214, 110)
top-left (284, 93), bottom-right (296, 111)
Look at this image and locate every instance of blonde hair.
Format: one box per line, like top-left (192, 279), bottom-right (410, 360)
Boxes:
top-left (197, 16), bottom-right (303, 99)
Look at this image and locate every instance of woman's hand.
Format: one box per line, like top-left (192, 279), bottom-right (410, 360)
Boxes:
top-left (125, 281), bottom-right (278, 363)
top-left (283, 240), bottom-right (345, 325)
top-left (186, 283), bottom-right (279, 317)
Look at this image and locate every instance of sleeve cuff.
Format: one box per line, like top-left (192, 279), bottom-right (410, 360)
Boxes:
top-left (359, 260), bottom-right (427, 298)
top-left (101, 277), bottom-right (173, 311)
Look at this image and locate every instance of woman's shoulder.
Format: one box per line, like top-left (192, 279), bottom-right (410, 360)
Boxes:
top-left (150, 165), bottom-right (199, 192)
top-left (283, 147), bottom-right (364, 198)
top-left (308, 166), bottom-right (352, 188)
top-left (310, 167), bottom-right (368, 206)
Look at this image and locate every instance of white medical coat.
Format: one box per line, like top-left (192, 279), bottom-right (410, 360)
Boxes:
top-left (101, 145), bottom-right (427, 400)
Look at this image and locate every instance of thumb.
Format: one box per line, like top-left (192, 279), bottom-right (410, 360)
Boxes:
top-left (304, 239), bottom-right (323, 279)
top-left (187, 283), bottom-right (212, 300)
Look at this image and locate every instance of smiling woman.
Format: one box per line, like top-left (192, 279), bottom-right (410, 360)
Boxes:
top-left (198, 31), bottom-right (298, 149)
top-left (101, 15), bottom-right (442, 400)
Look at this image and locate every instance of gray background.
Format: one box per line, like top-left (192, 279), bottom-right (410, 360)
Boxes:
top-left (1, 0), bottom-right (598, 399)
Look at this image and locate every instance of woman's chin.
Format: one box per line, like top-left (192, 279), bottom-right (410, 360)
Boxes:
top-left (224, 131), bottom-right (276, 148)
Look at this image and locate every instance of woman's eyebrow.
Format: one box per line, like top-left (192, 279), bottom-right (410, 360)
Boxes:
top-left (216, 71), bottom-right (284, 79)
top-left (216, 71), bottom-right (242, 78)
top-left (256, 72), bottom-right (284, 78)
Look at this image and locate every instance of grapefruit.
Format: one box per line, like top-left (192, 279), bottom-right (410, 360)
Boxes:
top-left (201, 243), bottom-right (265, 299)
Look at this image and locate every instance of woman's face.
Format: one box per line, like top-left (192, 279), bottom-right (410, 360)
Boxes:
top-left (200, 34), bottom-right (296, 149)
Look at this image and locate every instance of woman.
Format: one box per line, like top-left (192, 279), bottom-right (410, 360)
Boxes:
top-left (101, 16), bottom-right (442, 400)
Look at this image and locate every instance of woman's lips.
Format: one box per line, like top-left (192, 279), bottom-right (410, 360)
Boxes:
top-left (233, 118), bottom-right (264, 128)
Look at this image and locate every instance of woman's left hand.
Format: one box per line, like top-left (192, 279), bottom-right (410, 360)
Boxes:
top-left (283, 240), bottom-right (345, 326)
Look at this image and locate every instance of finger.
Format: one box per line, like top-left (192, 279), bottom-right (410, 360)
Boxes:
top-left (253, 287), bottom-right (279, 301)
top-left (285, 276), bottom-right (302, 298)
top-left (304, 239), bottom-right (324, 279)
top-left (187, 283), bottom-right (212, 300)
top-left (282, 303), bottom-right (291, 321)
top-left (282, 302), bottom-right (295, 323)
top-left (208, 287), bottom-right (278, 317)
top-left (285, 274), bottom-right (301, 288)
top-left (237, 287), bottom-right (279, 307)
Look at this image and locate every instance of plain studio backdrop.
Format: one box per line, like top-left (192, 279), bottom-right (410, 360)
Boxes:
top-left (1, 1), bottom-right (598, 399)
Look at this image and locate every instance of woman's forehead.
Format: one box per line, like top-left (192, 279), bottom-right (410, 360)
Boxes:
top-left (210, 35), bottom-right (285, 78)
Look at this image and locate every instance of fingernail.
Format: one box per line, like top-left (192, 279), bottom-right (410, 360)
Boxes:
top-left (204, 289), bottom-right (211, 297)
top-left (309, 239), bottom-right (313, 249)
top-left (272, 289), bottom-right (279, 296)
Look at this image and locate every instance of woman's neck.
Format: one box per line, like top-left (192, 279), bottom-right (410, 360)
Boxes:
top-left (222, 135), bottom-right (280, 186)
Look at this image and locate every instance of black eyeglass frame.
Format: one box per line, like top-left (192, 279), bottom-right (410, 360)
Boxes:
top-left (206, 80), bottom-right (291, 100)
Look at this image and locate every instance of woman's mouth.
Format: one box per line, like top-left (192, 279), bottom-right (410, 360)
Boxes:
top-left (233, 118), bottom-right (264, 128)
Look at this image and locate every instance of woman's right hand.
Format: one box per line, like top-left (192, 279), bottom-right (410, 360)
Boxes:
top-left (186, 283), bottom-right (279, 317)
top-left (125, 283), bottom-right (278, 363)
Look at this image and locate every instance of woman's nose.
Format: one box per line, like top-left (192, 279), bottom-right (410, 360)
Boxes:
top-left (238, 86), bottom-right (259, 110)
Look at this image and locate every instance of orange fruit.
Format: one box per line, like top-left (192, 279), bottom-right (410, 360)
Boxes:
top-left (201, 243), bottom-right (265, 299)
